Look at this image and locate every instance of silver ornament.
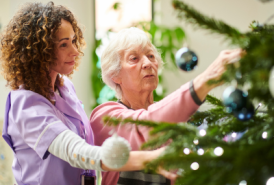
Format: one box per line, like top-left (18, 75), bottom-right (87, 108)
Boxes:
top-left (101, 133), bottom-right (131, 169)
top-left (175, 47), bottom-right (198, 71)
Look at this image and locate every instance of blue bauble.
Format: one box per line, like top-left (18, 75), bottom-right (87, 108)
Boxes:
top-left (175, 47), bottom-right (198, 71)
top-left (223, 86), bottom-right (255, 121)
top-left (223, 86), bottom-right (248, 112)
top-left (233, 101), bottom-right (255, 121)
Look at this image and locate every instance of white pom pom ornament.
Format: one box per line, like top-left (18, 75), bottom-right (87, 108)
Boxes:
top-left (101, 133), bottom-right (131, 169)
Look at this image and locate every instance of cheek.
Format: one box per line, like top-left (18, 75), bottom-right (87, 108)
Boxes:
top-left (153, 62), bottom-right (159, 73)
top-left (55, 48), bottom-right (67, 61)
top-left (55, 52), bottom-right (63, 62)
top-left (155, 61), bottom-right (159, 68)
top-left (125, 64), bottom-right (139, 77)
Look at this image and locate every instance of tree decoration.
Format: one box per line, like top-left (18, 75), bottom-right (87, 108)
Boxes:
top-left (232, 101), bottom-right (255, 121)
top-left (223, 86), bottom-right (248, 112)
top-left (175, 47), bottom-right (198, 71)
top-left (101, 133), bottom-right (131, 169)
top-left (222, 86), bottom-right (255, 121)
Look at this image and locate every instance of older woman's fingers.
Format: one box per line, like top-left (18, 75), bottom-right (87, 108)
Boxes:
top-left (225, 49), bottom-right (244, 64)
top-left (202, 49), bottom-right (242, 81)
top-left (158, 167), bottom-right (178, 180)
top-left (228, 56), bottom-right (241, 64)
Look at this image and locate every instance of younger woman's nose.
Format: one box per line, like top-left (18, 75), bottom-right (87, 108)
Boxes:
top-left (71, 45), bottom-right (79, 57)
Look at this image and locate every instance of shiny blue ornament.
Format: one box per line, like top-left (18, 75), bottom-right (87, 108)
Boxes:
top-left (223, 86), bottom-right (254, 121)
top-left (175, 47), bottom-right (198, 71)
top-left (233, 101), bottom-right (255, 121)
top-left (223, 87), bottom-right (248, 112)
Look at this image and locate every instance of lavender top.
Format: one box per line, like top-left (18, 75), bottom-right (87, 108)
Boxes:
top-left (2, 76), bottom-right (95, 185)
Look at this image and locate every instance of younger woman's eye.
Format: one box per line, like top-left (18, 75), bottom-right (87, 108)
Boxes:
top-left (72, 39), bottom-right (76, 44)
top-left (60, 43), bottom-right (67, 47)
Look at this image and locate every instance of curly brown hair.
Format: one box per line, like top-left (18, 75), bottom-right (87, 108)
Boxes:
top-left (0, 1), bottom-right (85, 102)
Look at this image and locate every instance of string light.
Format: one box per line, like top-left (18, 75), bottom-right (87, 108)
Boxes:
top-left (239, 180), bottom-right (247, 185)
top-left (214, 147), bottom-right (224, 156)
top-left (267, 177), bottom-right (274, 185)
top-left (190, 162), bottom-right (199, 170)
top-left (262, 132), bottom-right (268, 139)
top-left (197, 148), bottom-right (204, 155)
top-left (232, 132), bottom-right (237, 138)
top-left (199, 129), bottom-right (206, 136)
top-left (193, 139), bottom-right (199, 145)
top-left (184, 148), bottom-right (190, 155)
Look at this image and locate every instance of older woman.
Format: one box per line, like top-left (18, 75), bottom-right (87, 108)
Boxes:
top-left (90, 27), bottom-right (243, 185)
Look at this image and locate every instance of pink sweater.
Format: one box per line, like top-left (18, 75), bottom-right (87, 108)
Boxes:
top-left (90, 82), bottom-right (201, 185)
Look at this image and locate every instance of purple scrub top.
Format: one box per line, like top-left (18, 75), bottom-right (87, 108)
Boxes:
top-left (2, 76), bottom-right (95, 185)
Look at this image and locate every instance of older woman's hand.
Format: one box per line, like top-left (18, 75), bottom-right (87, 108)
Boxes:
top-left (193, 49), bottom-right (245, 102)
top-left (101, 147), bottom-right (178, 180)
top-left (154, 147), bottom-right (178, 180)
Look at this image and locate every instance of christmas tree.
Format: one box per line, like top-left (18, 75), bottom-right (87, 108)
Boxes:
top-left (104, 0), bottom-right (274, 184)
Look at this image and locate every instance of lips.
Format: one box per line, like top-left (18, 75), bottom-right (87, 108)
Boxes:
top-left (65, 61), bottom-right (75, 65)
top-left (144, 74), bottom-right (155, 78)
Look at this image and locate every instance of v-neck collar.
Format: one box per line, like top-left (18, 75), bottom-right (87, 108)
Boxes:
top-left (52, 84), bottom-right (82, 122)
top-left (117, 100), bottom-right (134, 110)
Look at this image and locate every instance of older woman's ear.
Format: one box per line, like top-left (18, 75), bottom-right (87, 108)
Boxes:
top-left (112, 76), bottom-right (122, 85)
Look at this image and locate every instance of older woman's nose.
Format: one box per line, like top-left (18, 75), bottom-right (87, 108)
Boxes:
top-left (142, 56), bottom-right (152, 69)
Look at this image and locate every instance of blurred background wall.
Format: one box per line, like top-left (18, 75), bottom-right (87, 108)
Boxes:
top-left (0, 0), bottom-right (274, 184)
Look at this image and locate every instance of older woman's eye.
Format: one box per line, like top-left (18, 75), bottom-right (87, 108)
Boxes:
top-left (72, 39), bottom-right (76, 44)
top-left (131, 57), bottom-right (138, 61)
top-left (148, 54), bottom-right (155, 59)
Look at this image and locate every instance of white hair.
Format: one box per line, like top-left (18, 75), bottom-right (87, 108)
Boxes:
top-left (101, 27), bottom-right (163, 99)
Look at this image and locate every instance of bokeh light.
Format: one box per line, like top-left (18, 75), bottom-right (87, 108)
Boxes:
top-left (190, 162), bottom-right (199, 170)
top-left (197, 148), bottom-right (204, 155)
top-left (214, 147), bottom-right (224, 156)
top-left (184, 148), bottom-right (190, 155)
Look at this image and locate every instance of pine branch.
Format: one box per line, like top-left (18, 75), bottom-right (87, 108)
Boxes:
top-left (206, 94), bottom-right (224, 106)
top-left (142, 124), bottom-right (198, 149)
top-left (103, 116), bottom-right (161, 127)
top-left (172, 0), bottom-right (244, 45)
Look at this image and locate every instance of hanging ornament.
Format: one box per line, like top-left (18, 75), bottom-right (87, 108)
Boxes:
top-left (101, 133), bottom-right (131, 169)
top-left (233, 101), bottom-right (255, 121)
top-left (223, 86), bottom-right (255, 121)
top-left (223, 86), bottom-right (248, 112)
top-left (175, 47), bottom-right (198, 71)
top-left (269, 67), bottom-right (274, 97)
